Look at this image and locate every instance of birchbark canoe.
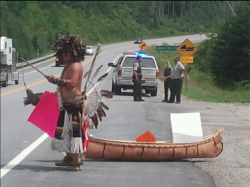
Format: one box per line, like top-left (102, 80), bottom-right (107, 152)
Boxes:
top-left (85, 129), bottom-right (223, 161)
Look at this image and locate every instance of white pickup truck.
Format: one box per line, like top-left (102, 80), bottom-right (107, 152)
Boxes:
top-left (108, 51), bottom-right (159, 96)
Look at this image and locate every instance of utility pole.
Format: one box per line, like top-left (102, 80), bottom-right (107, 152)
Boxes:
top-left (223, 1), bottom-right (226, 24)
top-left (185, 63), bottom-right (188, 91)
top-left (173, 1), bottom-right (174, 19)
top-left (37, 49), bottom-right (39, 58)
top-left (227, 1), bottom-right (236, 17)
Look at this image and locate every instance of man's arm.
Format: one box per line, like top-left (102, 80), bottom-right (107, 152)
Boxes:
top-left (178, 62), bottom-right (185, 76)
top-left (180, 69), bottom-right (184, 76)
top-left (134, 70), bottom-right (138, 80)
top-left (133, 62), bottom-right (139, 80)
top-left (45, 63), bottom-right (82, 88)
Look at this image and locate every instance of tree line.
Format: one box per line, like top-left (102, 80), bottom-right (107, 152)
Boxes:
top-left (1, 1), bottom-right (229, 59)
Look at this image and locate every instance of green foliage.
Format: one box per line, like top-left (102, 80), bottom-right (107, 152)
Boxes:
top-left (188, 1), bottom-right (250, 91)
top-left (0, 1), bottom-right (238, 62)
top-left (210, 2), bottom-right (250, 87)
top-left (190, 38), bottom-right (215, 75)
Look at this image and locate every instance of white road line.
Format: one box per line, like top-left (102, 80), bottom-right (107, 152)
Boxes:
top-left (1, 133), bottom-right (49, 178)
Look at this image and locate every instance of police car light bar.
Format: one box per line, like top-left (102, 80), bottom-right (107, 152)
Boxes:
top-left (123, 51), bottom-right (148, 56)
top-left (123, 52), bottom-right (134, 55)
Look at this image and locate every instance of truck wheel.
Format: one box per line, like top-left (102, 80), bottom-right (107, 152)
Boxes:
top-left (112, 82), bottom-right (115, 93)
top-left (151, 88), bottom-right (157, 96)
top-left (2, 76), bottom-right (8, 87)
top-left (115, 83), bottom-right (121, 95)
top-left (15, 80), bottom-right (19, 85)
top-left (145, 88), bottom-right (150, 94)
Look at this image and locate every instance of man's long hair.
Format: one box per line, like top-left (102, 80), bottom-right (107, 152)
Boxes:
top-left (52, 32), bottom-right (86, 62)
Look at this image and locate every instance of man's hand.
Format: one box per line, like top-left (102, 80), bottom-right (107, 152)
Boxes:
top-left (45, 75), bottom-right (54, 82)
top-left (133, 71), bottom-right (138, 81)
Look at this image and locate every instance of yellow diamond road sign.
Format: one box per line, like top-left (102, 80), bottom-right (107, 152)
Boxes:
top-left (177, 39), bottom-right (197, 56)
top-left (139, 42), bottom-right (148, 51)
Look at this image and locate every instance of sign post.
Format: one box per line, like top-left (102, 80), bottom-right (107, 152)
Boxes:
top-left (177, 39), bottom-right (198, 91)
top-left (185, 63), bottom-right (188, 91)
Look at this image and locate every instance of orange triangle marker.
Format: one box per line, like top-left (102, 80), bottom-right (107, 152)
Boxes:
top-left (135, 130), bottom-right (156, 142)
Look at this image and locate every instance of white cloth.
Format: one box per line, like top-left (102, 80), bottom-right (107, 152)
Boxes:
top-left (170, 61), bottom-right (185, 79)
top-left (51, 111), bottom-right (83, 154)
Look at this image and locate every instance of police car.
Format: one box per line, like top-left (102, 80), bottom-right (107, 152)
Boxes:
top-left (108, 51), bottom-right (159, 96)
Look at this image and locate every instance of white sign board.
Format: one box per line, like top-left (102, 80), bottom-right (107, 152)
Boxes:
top-left (170, 112), bottom-right (203, 143)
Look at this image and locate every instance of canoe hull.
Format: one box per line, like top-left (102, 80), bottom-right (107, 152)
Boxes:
top-left (85, 130), bottom-right (223, 161)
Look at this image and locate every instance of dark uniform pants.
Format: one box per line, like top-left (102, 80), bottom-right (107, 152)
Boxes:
top-left (169, 78), bottom-right (183, 103)
top-left (133, 79), bottom-right (142, 100)
top-left (164, 79), bottom-right (171, 101)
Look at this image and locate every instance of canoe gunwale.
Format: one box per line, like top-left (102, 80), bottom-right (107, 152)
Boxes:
top-left (88, 129), bottom-right (223, 148)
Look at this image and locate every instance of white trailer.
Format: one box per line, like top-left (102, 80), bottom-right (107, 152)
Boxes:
top-left (0, 36), bottom-right (19, 87)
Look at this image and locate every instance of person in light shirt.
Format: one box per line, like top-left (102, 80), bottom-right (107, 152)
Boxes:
top-left (168, 56), bottom-right (185, 104)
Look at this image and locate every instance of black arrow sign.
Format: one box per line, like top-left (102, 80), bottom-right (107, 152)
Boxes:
top-left (141, 43), bottom-right (146, 49)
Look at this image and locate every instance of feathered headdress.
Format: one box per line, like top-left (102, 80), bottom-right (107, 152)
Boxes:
top-left (52, 32), bottom-right (86, 62)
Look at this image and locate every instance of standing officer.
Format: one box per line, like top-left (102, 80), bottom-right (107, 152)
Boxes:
top-left (168, 56), bottom-right (185, 104)
top-left (162, 61), bottom-right (172, 102)
top-left (133, 55), bottom-right (144, 102)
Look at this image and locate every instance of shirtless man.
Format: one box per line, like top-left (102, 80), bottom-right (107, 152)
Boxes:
top-left (45, 52), bottom-right (83, 99)
top-left (45, 33), bottom-right (86, 171)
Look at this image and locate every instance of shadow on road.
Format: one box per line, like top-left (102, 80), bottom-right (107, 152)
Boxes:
top-left (81, 159), bottom-right (210, 163)
top-left (0, 158), bottom-right (209, 173)
top-left (112, 92), bottom-right (151, 98)
top-left (1, 164), bottom-right (71, 172)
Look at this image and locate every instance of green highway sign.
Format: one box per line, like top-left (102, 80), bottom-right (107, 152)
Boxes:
top-left (156, 46), bottom-right (178, 51)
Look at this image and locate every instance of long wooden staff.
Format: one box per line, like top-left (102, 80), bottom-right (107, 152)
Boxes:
top-left (20, 57), bottom-right (46, 76)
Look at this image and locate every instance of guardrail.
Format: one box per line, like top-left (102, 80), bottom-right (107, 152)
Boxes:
top-left (16, 53), bottom-right (56, 68)
top-left (15, 36), bottom-right (208, 69)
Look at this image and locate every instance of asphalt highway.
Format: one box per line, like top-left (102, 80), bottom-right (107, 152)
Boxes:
top-left (1, 34), bottom-right (216, 187)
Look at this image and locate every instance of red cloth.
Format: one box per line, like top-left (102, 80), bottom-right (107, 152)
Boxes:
top-left (27, 91), bottom-right (59, 138)
top-left (82, 121), bottom-right (89, 153)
